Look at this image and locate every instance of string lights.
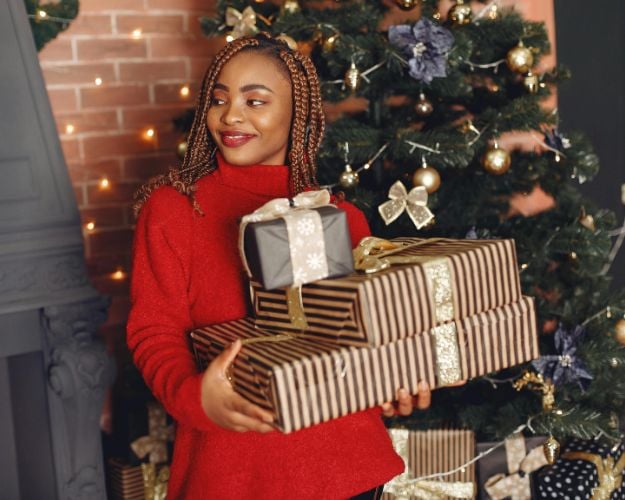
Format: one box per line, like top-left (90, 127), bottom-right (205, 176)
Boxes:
top-left (319, 143), bottom-right (388, 191)
top-left (98, 177), bottom-right (110, 190)
top-left (179, 85), bottom-right (190, 97)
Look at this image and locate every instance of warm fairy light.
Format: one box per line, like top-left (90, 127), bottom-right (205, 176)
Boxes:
top-left (225, 32), bottom-right (235, 43)
top-left (94, 76), bottom-right (103, 86)
top-left (111, 268), bottom-right (126, 280)
top-left (363, 162), bottom-right (371, 170)
top-left (520, 263), bottom-right (528, 270)
top-left (487, 5), bottom-right (498, 20)
top-left (65, 123), bottom-right (75, 134)
top-left (143, 127), bottom-right (156, 140)
top-left (38, 10), bottom-right (47, 19)
top-left (131, 28), bottom-right (142, 39)
top-left (85, 221), bottom-right (95, 231)
top-left (99, 177), bottom-right (110, 190)
top-left (179, 85), bottom-right (190, 97)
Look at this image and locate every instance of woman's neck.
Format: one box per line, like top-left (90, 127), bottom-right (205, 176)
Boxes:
top-left (214, 152), bottom-right (290, 197)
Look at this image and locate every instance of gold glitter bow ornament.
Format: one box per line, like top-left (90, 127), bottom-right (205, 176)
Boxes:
top-left (225, 6), bottom-right (259, 39)
top-left (378, 181), bottom-right (434, 229)
top-left (561, 448), bottom-right (625, 500)
top-left (141, 463), bottom-right (170, 500)
top-left (484, 433), bottom-right (549, 500)
top-left (130, 402), bottom-right (175, 464)
top-left (384, 429), bottom-right (475, 499)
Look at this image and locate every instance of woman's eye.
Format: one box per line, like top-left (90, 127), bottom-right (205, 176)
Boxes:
top-left (211, 97), bottom-right (225, 105)
top-left (248, 99), bottom-right (266, 107)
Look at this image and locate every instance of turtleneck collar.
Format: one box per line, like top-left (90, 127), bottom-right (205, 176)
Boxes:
top-left (213, 152), bottom-right (290, 198)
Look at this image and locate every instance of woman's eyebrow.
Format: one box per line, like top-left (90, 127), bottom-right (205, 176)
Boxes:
top-left (213, 82), bottom-right (274, 93)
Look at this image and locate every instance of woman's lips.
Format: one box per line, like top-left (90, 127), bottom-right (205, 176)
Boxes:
top-left (219, 132), bottom-right (255, 148)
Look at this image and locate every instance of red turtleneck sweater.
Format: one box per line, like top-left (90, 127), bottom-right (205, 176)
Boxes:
top-left (127, 155), bottom-right (404, 499)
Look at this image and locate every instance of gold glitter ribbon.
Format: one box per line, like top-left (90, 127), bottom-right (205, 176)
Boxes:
top-left (384, 429), bottom-right (475, 499)
top-left (484, 433), bottom-right (548, 500)
top-left (225, 6), bottom-right (259, 39)
top-left (378, 181), bottom-right (434, 229)
top-left (354, 237), bottom-right (462, 385)
top-left (141, 463), bottom-right (170, 500)
top-left (130, 402), bottom-right (174, 464)
top-left (561, 449), bottom-right (625, 500)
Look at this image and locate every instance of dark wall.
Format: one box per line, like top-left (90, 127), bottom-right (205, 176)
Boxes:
top-left (554, 0), bottom-right (625, 289)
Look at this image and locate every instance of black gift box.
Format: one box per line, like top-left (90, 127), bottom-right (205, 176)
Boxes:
top-left (242, 205), bottom-right (354, 290)
top-left (477, 436), bottom-right (547, 499)
top-left (533, 437), bottom-right (625, 499)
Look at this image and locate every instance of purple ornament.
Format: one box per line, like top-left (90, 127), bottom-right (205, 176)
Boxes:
top-left (388, 18), bottom-right (454, 84)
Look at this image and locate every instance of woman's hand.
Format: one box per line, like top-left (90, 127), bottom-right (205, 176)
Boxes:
top-left (200, 339), bottom-right (275, 433)
top-left (381, 381), bottom-right (432, 417)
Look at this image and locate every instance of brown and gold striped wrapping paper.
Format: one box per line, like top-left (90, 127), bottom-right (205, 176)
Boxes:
top-left (382, 429), bottom-right (476, 499)
top-left (252, 238), bottom-right (522, 347)
top-left (108, 459), bottom-right (144, 500)
top-left (191, 296), bottom-right (538, 433)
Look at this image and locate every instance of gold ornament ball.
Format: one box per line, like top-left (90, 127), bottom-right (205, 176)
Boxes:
top-left (323, 33), bottom-right (339, 52)
top-left (543, 436), bottom-right (561, 465)
top-left (339, 165), bottom-right (359, 189)
top-left (506, 42), bottom-right (534, 74)
top-left (395, 0), bottom-right (418, 10)
top-left (276, 34), bottom-right (298, 51)
top-left (482, 144), bottom-right (511, 175)
top-left (578, 214), bottom-right (596, 232)
top-left (412, 165), bottom-right (441, 194)
top-left (614, 318), bottom-right (625, 345)
top-left (344, 62), bottom-right (361, 92)
top-left (415, 93), bottom-right (434, 117)
top-left (176, 140), bottom-right (188, 159)
top-left (448, 0), bottom-right (472, 25)
top-left (523, 71), bottom-right (539, 93)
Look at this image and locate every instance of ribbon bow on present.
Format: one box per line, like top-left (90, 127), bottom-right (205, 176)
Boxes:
top-left (484, 433), bottom-right (549, 500)
top-left (131, 402), bottom-right (175, 464)
top-left (141, 463), bottom-right (170, 500)
top-left (384, 429), bottom-right (475, 499)
top-left (378, 181), bottom-right (434, 230)
top-left (225, 6), bottom-right (259, 39)
top-left (241, 190), bottom-right (331, 224)
top-left (562, 447), bottom-right (625, 500)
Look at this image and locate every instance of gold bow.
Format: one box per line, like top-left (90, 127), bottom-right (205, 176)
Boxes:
top-left (225, 6), bottom-right (259, 39)
top-left (562, 448), bottom-right (625, 500)
top-left (141, 463), bottom-right (170, 500)
top-left (484, 433), bottom-right (549, 500)
top-left (384, 429), bottom-right (475, 499)
top-left (353, 236), bottom-right (448, 273)
top-left (378, 181), bottom-right (434, 229)
top-left (130, 403), bottom-right (175, 464)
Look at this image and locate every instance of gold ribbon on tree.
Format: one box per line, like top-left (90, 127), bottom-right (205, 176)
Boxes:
top-left (484, 433), bottom-right (549, 500)
top-left (130, 402), bottom-right (175, 464)
top-left (225, 6), bottom-right (259, 39)
top-left (378, 181), bottom-right (434, 229)
top-left (384, 429), bottom-right (475, 499)
top-left (561, 448), bottom-right (625, 500)
top-left (141, 463), bottom-right (170, 500)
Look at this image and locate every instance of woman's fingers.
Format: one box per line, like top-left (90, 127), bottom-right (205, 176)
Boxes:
top-left (381, 402), bottom-right (395, 418)
top-left (397, 388), bottom-right (413, 416)
top-left (228, 411), bottom-right (275, 433)
top-left (381, 381), bottom-right (433, 416)
top-left (213, 339), bottom-right (242, 378)
top-left (414, 381), bottom-right (431, 410)
top-left (230, 393), bottom-right (274, 424)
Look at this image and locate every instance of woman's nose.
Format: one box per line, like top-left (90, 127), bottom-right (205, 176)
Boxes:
top-left (221, 102), bottom-right (244, 125)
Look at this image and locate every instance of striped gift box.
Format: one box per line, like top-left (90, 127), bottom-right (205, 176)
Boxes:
top-left (191, 296), bottom-right (538, 433)
top-left (252, 238), bottom-right (521, 347)
top-left (382, 429), bottom-right (476, 499)
top-left (107, 459), bottom-right (144, 500)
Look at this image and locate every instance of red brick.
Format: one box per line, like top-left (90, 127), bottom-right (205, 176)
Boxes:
top-left (80, 0), bottom-right (144, 12)
top-left (117, 14), bottom-right (184, 34)
top-left (122, 105), bottom-right (187, 128)
top-left (81, 84), bottom-right (149, 108)
top-left (119, 60), bottom-right (187, 83)
top-left (84, 132), bottom-right (159, 158)
top-left (189, 57), bottom-right (214, 80)
top-left (155, 82), bottom-right (202, 104)
top-left (61, 138), bottom-right (81, 162)
top-left (47, 88), bottom-right (78, 113)
top-left (57, 110), bottom-right (119, 134)
top-left (146, 0), bottom-right (216, 11)
top-left (64, 14), bottom-right (113, 35)
top-left (43, 63), bottom-right (116, 85)
top-left (68, 158), bottom-right (123, 182)
top-left (86, 179), bottom-right (140, 204)
top-left (88, 252), bottom-right (133, 277)
top-left (90, 267), bottom-right (131, 295)
top-left (89, 228), bottom-right (135, 256)
top-left (80, 206), bottom-right (126, 227)
top-left (77, 38), bottom-right (147, 61)
top-left (39, 38), bottom-right (74, 62)
top-left (150, 36), bottom-right (219, 58)
top-left (123, 153), bottom-right (179, 180)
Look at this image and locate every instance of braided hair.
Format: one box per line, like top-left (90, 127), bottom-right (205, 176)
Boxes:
top-left (133, 33), bottom-right (325, 217)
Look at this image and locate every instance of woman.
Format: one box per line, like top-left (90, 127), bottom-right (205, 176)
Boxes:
top-left (128, 33), bottom-right (431, 499)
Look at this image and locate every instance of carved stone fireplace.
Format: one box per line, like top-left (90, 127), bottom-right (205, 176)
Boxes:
top-left (0, 1), bottom-right (114, 498)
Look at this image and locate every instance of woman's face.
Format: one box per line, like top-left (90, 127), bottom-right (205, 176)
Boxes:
top-left (206, 51), bottom-right (293, 166)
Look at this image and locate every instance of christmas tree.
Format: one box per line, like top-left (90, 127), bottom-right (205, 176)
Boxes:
top-left (25, 0), bottom-right (78, 51)
top-left (197, 0), bottom-right (625, 444)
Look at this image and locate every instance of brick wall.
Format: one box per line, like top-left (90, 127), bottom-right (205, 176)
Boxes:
top-left (38, 0), bottom-right (223, 346)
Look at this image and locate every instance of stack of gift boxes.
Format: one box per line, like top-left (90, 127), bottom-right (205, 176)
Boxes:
top-left (190, 197), bottom-right (542, 496)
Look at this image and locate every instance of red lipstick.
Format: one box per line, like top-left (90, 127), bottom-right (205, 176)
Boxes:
top-left (220, 131), bottom-right (255, 148)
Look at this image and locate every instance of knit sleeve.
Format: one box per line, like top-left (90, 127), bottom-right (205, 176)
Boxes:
top-left (127, 188), bottom-right (215, 432)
